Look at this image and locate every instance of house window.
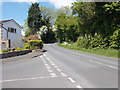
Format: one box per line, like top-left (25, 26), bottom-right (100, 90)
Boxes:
top-left (8, 27), bottom-right (16, 33)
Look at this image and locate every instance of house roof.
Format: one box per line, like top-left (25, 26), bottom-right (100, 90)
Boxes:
top-left (0, 19), bottom-right (23, 29)
top-left (0, 19), bottom-right (13, 23)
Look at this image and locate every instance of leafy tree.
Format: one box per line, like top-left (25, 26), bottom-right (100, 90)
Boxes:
top-left (39, 6), bottom-right (56, 43)
top-left (72, 2), bottom-right (96, 36)
top-left (55, 11), bottom-right (79, 43)
top-left (27, 2), bottom-right (43, 35)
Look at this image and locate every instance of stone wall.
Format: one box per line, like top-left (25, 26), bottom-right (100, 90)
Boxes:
top-left (0, 50), bottom-right (32, 59)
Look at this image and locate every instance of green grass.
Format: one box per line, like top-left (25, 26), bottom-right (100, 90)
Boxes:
top-left (58, 43), bottom-right (119, 58)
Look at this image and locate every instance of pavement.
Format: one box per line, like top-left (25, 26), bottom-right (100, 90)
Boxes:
top-left (1, 43), bottom-right (119, 89)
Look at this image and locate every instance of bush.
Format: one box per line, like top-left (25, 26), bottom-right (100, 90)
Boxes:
top-left (24, 40), bottom-right (43, 50)
top-left (2, 49), bottom-right (8, 53)
top-left (15, 48), bottom-right (28, 51)
top-left (109, 29), bottom-right (120, 49)
top-left (24, 43), bottom-right (30, 49)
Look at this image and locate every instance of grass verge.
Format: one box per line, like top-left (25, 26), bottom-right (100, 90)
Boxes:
top-left (58, 43), bottom-right (119, 58)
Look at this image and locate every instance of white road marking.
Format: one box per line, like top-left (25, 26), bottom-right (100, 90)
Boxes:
top-left (76, 85), bottom-right (82, 88)
top-left (89, 60), bottom-right (118, 69)
top-left (52, 63), bottom-right (55, 66)
top-left (46, 57), bottom-right (50, 60)
top-left (50, 73), bottom-right (57, 77)
top-left (45, 64), bottom-right (48, 66)
top-left (0, 76), bottom-right (57, 83)
top-left (57, 69), bottom-right (61, 72)
top-left (46, 58), bottom-right (53, 63)
top-left (46, 66), bottom-right (50, 69)
top-left (43, 54), bottom-right (46, 57)
top-left (68, 77), bottom-right (76, 83)
top-left (48, 69), bottom-right (53, 73)
top-left (43, 61), bottom-right (47, 64)
top-left (61, 72), bottom-right (67, 77)
top-left (54, 66), bottom-right (59, 68)
top-left (40, 56), bottom-right (42, 58)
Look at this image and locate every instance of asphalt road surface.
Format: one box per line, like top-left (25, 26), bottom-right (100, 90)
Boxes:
top-left (1, 43), bottom-right (118, 88)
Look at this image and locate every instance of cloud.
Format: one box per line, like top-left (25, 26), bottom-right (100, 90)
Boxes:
top-left (1, 0), bottom-right (76, 8)
top-left (49, 0), bottom-right (76, 8)
top-left (2, 0), bottom-right (38, 3)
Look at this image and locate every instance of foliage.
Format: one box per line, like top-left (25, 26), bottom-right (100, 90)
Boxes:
top-left (27, 2), bottom-right (43, 35)
top-left (27, 40), bottom-right (43, 49)
top-left (39, 6), bottom-right (56, 43)
top-left (58, 43), bottom-right (119, 58)
top-left (24, 43), bottom-right (30, 49)
top-left (109, 29), bottom-right (120, 49)
top-left (55, 1), bottom-right (120, 51)
top-left (72, 2), bottom-right (96, 36)
top-left (2, 49), bottom-right (8, 53)
top-left (55, 12), bottom-right (79, 43)
top-left (15, 48), bottom-right (28, 51)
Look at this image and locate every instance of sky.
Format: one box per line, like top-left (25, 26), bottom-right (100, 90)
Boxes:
top-left (0, 0), bottom-right (76, 36)
top-left (0, 0), bottom-right (76, 26)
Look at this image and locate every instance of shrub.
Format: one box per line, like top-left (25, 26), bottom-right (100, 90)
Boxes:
top-left (109, 29), bottom-right (120, 49)
top-left (2, 49), bottom-right (8, 53)
top-left (15, 48), bottom-right (28, 51)
top-left (24, 43), bottom-right (30, 49)
top-left (24, 40), bottom-right (43, 50)
top-left (76, 35), bottom-right (91, 48)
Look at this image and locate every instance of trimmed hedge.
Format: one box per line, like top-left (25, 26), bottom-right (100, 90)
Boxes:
top-left (24, 40), bottom-right (43, 50)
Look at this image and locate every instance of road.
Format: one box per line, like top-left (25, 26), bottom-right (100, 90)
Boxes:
top-left (1, 43), bottom-right (118, 88)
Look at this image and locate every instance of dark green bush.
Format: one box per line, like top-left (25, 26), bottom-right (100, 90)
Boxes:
top-left (26, 40), bottom-right (43, 50)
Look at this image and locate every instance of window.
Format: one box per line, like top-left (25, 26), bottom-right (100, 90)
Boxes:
top-left (8, 27), bottom-right (16, 33)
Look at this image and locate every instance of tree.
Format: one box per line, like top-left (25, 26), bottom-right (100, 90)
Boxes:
top-left (27, 2), bottom-right (43, 35)
top-left (39, 6), bottom-right (56, 43)
top-left (55, 11), bottom-right (79, 43)
top-left (72, 2), bottom-right (96, 36)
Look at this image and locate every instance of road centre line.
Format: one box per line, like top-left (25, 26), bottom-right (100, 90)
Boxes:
top-left (43, 54), bottom-right (46, 57)
top-left (57, 69), bottom-right (61, 72)
top-left (52, 63), bottom-right (55, 66)
top-left (54, 66), bottom-right (59, 68)
top-left (89, 60), bottom-right (118, 69)
top-left (45, 64), bottom-right (48, 66)
top-left (50, 73), bottom-right (57, 77)
top-left (48, 69), bottom-right (53, 73)
top-left (61, 72), bottom-right (67, 77)
top-left (45, 65), bottom-right (51, 69)
top-left (76, 85), bottom-right (82, 88)
top-left (68, 77), bottom-right (76, 83)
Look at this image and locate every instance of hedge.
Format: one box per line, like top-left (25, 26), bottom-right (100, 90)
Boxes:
top-left (24, 40), bottom-right (43, 50)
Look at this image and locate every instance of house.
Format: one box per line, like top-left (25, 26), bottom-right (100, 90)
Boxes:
top-left (0, 19), bottom-right (23, 53)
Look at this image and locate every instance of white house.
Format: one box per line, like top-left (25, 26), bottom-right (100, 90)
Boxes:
top-left (0, 19), bottom-right (23, 53)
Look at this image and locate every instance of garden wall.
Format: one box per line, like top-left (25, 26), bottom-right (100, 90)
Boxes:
top-left (0, 50), bottom-right (32, 59)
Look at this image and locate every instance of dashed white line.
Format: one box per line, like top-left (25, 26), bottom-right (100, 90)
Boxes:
top-left (46, 57), bottom-right (50, 60)
top-left (76, 85), bottom-right (82, 88)
top-left (43, 54), bottom-right (46, 57)
top-left (89, 60), bottom-right (118, 69)
top-left (48, 69), bottom-right (53, 73)
top-left (45, 64), bottom-right (48, 66)
top-left (61, 72), bottom-right (67, 77)
top-left (52, 63), bottom-right (55, 66)
top-left (68, 77), bottom-right (76, 83)
top-left (50, 73), bottom-right (57, 77)
top-left (54, 66), bottom-right (59, 68)
top-left (40, 56), bottom-right (43, 58)
top-left (57, 69), bottom-right (61, 72)
top-left (46, 66), bottom-right (50, 69)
